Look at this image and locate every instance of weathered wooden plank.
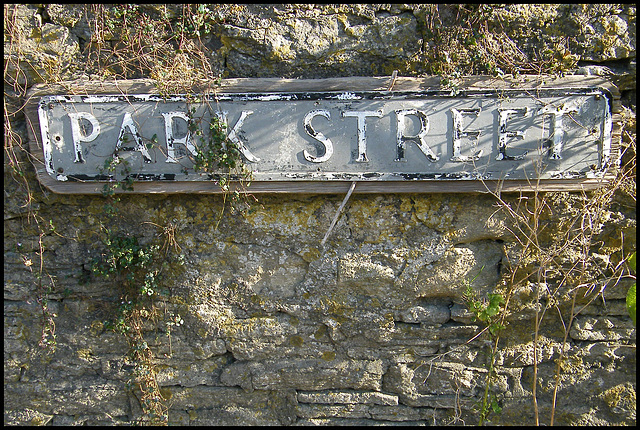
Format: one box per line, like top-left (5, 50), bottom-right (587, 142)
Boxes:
top-left (20, 178), bottom-right (615, 195)
top-left (24, 75), bottom-right (621, 100)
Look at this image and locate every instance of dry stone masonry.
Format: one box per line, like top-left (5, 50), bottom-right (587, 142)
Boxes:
top-left (4, 4), bottom-right (636, 426)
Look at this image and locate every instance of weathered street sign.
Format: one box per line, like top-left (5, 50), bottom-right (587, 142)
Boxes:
top-left (25, 76), bottom-right (621, 193)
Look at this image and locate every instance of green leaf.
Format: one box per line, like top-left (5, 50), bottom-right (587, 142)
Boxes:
top-left (491, 397), bottom-right (502, 414)
top-left (627, 283), bottom-right (636, 326)
top-left (628, 252), bottom-right (636, 272)
top-left (484, 293), bottom-right (504, 317)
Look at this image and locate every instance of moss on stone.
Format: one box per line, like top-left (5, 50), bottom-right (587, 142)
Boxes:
top-left (597, 382), bottom-right (635, 417)
top-left (321, 351), bottom-right (336, 361)
top-left (314, 325), bottom-right (328, 340)
top-left (289, 335), bottom-right (304, 347)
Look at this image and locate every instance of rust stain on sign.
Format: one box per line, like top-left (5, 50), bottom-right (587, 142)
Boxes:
top-left (25, 76), bottom-right (621, 194)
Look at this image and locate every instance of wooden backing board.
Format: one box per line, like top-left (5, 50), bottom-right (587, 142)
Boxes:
top-left (24, 75), bottom-right (622, 194)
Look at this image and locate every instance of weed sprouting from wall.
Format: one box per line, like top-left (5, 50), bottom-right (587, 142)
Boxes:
top-left (90, 224), bottom-right (175, 425)
top-left (463, 275), bottom-right (506, 424)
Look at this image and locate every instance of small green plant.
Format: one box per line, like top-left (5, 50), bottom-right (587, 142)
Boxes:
top-left (185, 106), bottom-right (258, 228)
top-left (175, 4), bottom-right (216, 38)
top-left (463, 275), bottom-right (506, 425)
top-left (92, 230), bottom-right (158, 279)
top-left (90, 200), bottom-right (187, 425)
top-left (465, 289), bottom-right (506, 336)
top-left (91, 226), bottom-right (173, 425)
top-left (191, 114), bottom-right (241, 177)
top-left (99, 154), bottom-right (134, 199)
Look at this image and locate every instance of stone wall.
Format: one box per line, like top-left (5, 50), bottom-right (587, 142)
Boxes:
top-left (4, 4), bottom-right (636, 425)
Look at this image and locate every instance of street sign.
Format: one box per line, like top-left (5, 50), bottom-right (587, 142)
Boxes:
top-left (25, 76), bottom-right (621, 194)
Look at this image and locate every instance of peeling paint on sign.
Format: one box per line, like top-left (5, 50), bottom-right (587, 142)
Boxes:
top-left (34, 87), bottom-right (614, 187)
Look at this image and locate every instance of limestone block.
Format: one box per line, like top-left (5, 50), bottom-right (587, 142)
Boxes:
top-left (445, 196), bottom-right (512, 244)
top-left (387, 323), bottom-right (480, 346)
top-left (221, 359), bottom-right (384, 392)
top-left (337, 253), bottom-right (395, 293)
top-left (153, 336), bottom-right (227, 360)
top-left (493, 4), bottom-right (635, 63)
top-left (296, 402), bottom-right (432, 421)
top-left (319, 310), bottom-right (396, 344)
top-left (164, 386), bottom-right (296, 425)
top-left (4, 10), bottom-right (80, 86)
top-left (431, 343), bottom-right (485, 367)
top-left (3, 409), bottom-right (53, 426)
top-left (583, 13), bottom-right (636, 61)
top-left (187, 407), bottom-right (280, 425)
top-left (450, 303), bottom-right (474, 324)
top-left (48, 413), bottom-right (130, 426)
top-left (3, 263), bottom-right (41, 301)
top-left (222, 318), bottom-right (340, 361)
top-left (46, 4), bottom-right (86, 27)
top-left (155, 354), bottom-right (232, 387)
top-left (409, 241), bottom-right (503, 299)
top-left (346, 345), bottom-right (439, 362)
top-left (219, 361), bottom-right (259, 392)
top-left (219, 6), bottom-right (422, 77)
top-left (384, 361), bottom-right (505, 401)
top-left (570, 316), bottom-right (636, 341)
top-left (167, 410), bottom-right (190, 426)
top-left (382, 363), bottom-right (418, 399)
top-left (4, 379), bottom-right (128, 416)
top-left (494, 336), bottom-right (563, 367)
top-left (99, 357), bottom-right (129, 381)
top-left (346, 195), bottom-right (416, 244)
top-left (223, 316), bottom-right (296, 360)
top-left (577, 342), bottom-right (636, 370)
top-left (165, 385), bottom-right (272, 409)
top-left (397, 305), bottom-right (451, 325)
top-left (395, 393), bottom-right (477, 410)
top-left (516, 362), bottom-right (636, 425)
top-left (248, 358), bottom-right (384, 392)
top-left (197, 243), bottom-right (308, 298)
top-left (297, 390), bottom-right (399, 406)
top-left (418, 363), bottom-right (484, 397)
top-left (604, 278), bottom-right (634, 300)
top-left (600, 382), bottom-right (636, 420)
top-left (575, 300), bottom-right (630, 317)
